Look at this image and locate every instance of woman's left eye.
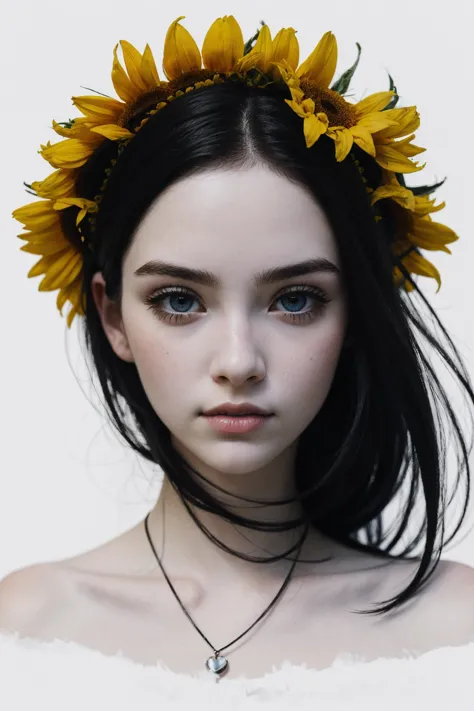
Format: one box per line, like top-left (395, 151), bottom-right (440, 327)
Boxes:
top-left (144, 285), bottom-right (332, 324)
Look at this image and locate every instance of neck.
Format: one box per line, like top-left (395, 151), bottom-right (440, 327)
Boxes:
top-left (145, 475), bottom-right (344, 593)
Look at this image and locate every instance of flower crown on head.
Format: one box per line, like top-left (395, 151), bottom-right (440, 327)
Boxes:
top-left (12, 15), bottom-right (458, 328)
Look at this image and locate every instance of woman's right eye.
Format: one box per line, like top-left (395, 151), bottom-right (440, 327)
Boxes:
top-left (144, 287), bottom-right (201, 323)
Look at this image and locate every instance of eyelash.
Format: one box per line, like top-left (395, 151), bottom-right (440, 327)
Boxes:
top-left (144, 284), bottom-right (331, 324)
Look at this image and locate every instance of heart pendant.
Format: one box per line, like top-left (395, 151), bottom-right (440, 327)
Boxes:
top-left (206, 654), bottom-right (229, 676)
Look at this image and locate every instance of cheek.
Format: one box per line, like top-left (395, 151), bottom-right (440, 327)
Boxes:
top-left (124, 326), bottom-right (181, 403)
top-left (281, 327), bottom-right (345, 416)
top-left (132, 345), bottom-right (190, 432)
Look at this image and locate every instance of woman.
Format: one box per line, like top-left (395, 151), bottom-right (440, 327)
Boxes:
top-left (2, 14), bottom-right (474, 706)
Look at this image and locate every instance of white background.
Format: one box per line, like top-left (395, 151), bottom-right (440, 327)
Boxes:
top-left (1, 0), bottom-right (473, 581)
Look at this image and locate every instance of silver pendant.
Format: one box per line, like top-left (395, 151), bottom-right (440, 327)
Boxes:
top-left (206, 653), bottom-right (229, 677)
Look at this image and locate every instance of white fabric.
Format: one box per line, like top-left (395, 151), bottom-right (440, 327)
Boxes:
top-left (0, 630), bottom-right (472, 710)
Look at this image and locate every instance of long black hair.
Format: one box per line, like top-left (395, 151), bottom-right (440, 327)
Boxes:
top-left (61, 77), bottom-right (474, 616)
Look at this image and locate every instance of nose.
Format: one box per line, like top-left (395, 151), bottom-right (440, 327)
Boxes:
top-left (209, 318), bottom-right (266, 386)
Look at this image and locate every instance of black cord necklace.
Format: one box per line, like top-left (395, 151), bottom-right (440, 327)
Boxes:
top-left (143, 512), bottom-right (310, 680)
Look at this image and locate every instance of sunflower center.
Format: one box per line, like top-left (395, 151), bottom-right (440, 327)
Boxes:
top-left (118, 69), bottom-right (224, 129)
top-left (118, 86), bottom-right (170, 127)
top-left (299, 80), bottom-right (357, 128)
top-left (167, 68), bottom-right (218, 92)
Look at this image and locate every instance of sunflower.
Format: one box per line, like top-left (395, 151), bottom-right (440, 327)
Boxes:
top-left (370, 172), bottom-right (458, 291)
top-left (269, 34), bottom-right (426, 175)
top-left (11, 15), bottom-right (454, 328)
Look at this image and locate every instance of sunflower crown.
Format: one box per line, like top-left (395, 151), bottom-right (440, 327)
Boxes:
top-left (12, 15), bottom-right (458, 328)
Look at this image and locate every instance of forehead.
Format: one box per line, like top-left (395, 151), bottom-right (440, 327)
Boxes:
top-left (127, 166), bottom-right (340, 274)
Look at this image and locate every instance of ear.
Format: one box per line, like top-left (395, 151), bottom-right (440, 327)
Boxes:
top-left (90, 272), bottom-right (135, 363)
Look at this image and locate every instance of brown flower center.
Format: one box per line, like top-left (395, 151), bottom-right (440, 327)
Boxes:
top-left (117, 70), bottom-right (224, 129)
top-left (299, 80), bottom-right (357, 128)
top-left (118, 85), bottom-right (170, 127)
top-left (167, 68), bottom-right (218, 93)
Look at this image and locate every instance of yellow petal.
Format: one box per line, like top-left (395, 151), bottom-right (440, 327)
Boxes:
top-left (163, 16), bottom-right (202, 81)
top-left (12, 200), bottom-right (60, 231)
top-left (141, 43), bottom-right (160, 86)
top-left (370, 184), bottom-right (416, 211)
top-left (67, 304), bottom-right (81, 328)
top-left (202, 16), bottom-right (244, 73)
top-left (20, 240), bottom-right (70, 257)
top-left (27, 248), bottom-right (70, 280)
top-left (35, 249), bottom-right (82, 290)
top-left (112, 43), bottom-right (139, 103)
top-left (375, 142), bottom-right (426, 173)
top-left (67, 306), bottom-right (80, 328)
top-left (55, 279), bottom-right (84, 326)
top-left (64, 283), bottom-right (84, 328)
top-left (72, 95), bottom-right (124, 121)
top-left (119, 40), bottom-right (149, 93)
top-left (271, 58), bottom-right (300, 88)
top-left (57, 284), bottom-right (71, 314)
top-left (355, 91), bottom-right (395, 117)
top-left (400, 249), bottom-right (442, 292)
top-left (286, 81), bottom-right (305, 103)
top-left (18, 214), bottom-right (60, 232)
top-left (39, 138), bottom-right (95, 169)
top-left (31, 169), bottom-right (76, 199)
top-left (303, 112), bottom-right (329, 148)
top-left (90, 124), bottom-right (134, 140)
top-left (411, 217), bottom-right (459, 250)
top-left (414, 195), bottom-right (445, 217)
top-left (239, 23), bottom-right (273, 75)
top-left (53, 197), bottom-right (98, 212)
top-left (17, 225), bottom-right (66, 245)
top-left (350, 125), bottom-right (376, 157)
top-left (390, 134), bottom-right (426, 158)
top-left (235, 51), bottom-right (265, 74)
top-left (52, 196), bottom-right (97, 227)
top-left (296, 31), bottom-right (337, 89)
top-left (374, 107), bottom-right (420, 140)
top-left (285, 97), bottom-right (314, 118)
top-left (40, 254), bottom-right (83, 293)
top-left (357, 112), bottom-right (398, 134)
top-left (327, 127), bottom-right (353, 161)
top-left (51, 118), bottom-right (98, 142)
top-left (272, 27), bottom-right (299, 71)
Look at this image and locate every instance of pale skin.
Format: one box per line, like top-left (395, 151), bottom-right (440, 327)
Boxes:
top-left (1, 164), bottom-right (474, 679)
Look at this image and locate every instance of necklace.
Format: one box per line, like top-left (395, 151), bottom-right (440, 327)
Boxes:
top-left (143, 511), bottom-right (310, 680)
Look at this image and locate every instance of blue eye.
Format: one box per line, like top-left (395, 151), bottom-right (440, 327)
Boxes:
top-left (144, 285), bottom-right (331, 324)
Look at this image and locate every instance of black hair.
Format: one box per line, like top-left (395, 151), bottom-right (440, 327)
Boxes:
top-left (61, 78), bottom-right (474, 616)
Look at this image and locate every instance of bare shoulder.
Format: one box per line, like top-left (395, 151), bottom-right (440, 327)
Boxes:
top-left (0, 563), bottom-right (64, 637)
top-left (390, 558), bottom-right (474, 642)
top-left (418, 558), bottom-right (474, 601)
top-left (391, 557), bottom-right (474, 601)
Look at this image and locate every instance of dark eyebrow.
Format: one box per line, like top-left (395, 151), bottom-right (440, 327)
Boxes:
top-left (134, 258), bottom-right (340, 287)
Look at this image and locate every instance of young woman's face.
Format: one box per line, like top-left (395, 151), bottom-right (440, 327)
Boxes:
top-left (93, 165), bottom-right (348, 483)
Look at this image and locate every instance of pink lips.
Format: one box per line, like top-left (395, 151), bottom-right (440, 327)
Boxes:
top-left (202, 401), bottom-right (272, 417)
top-left (202, 414), bottom-right (272, 433)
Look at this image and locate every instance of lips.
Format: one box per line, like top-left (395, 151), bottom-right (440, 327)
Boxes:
top-left (207, 413), bottom-right (270, 417)
top-left (202, 402), bottom-right (272, 417)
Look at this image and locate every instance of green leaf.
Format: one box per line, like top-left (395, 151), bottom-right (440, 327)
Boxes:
top-left (409, 178), bottom-right (446, 196)
top-left (330, 42), bottom-right (361, 95)
top-left (383, 74), bottom-right (399, 110)
top-left (23, 181), bottom-right (37, 196)
top-left (56, 119), bottom-right (76, 129)
top-left (79, 85), bottom-right (114, 99)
